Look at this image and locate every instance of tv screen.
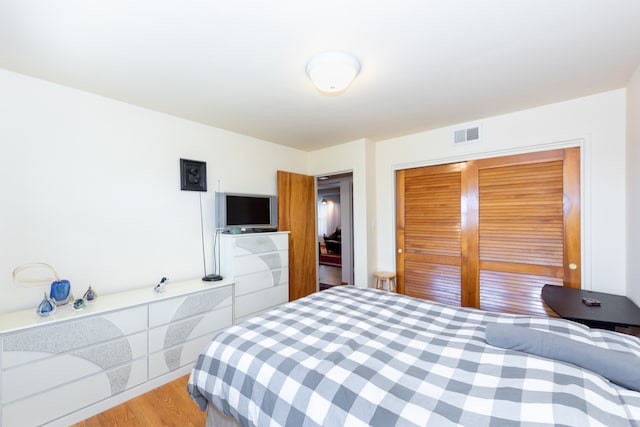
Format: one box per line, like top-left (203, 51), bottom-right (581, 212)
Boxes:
top-left (215, 192), bottom-right (278, 230)
top-left (226, 195), bottom-right (270, 226)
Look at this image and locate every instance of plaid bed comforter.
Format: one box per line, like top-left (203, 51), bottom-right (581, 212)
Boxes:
top-left (188, 286), bottom-right (640, 426)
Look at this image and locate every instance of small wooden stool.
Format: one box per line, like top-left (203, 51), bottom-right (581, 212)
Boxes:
top-left (374, 272), bottom-right (397, 292)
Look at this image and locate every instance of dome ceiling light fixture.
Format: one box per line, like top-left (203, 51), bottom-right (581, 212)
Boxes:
top-left (305, 51), bottom-right (361, 95)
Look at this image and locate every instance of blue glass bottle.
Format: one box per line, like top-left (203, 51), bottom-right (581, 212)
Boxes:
top-left (83, 285), bottom-right (96, 301)
top-left (36, 292), bottom-right (56, 317)
top-left (50, 279), bottom-right (71, 305)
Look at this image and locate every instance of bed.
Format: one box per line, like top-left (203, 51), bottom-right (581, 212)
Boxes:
top-left (188, 286), bottom-right (640, 426)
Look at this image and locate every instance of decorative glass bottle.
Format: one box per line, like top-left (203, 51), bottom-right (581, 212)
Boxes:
top-left (50, 279), bottom-right (71, 305)
top-left (83, 285), bottom-right (96, 301)
top-left (36, 292), bottom-right (56, 317)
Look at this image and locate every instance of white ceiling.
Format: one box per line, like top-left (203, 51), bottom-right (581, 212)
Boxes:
top-left (1, 1), bottom-right (640, 152)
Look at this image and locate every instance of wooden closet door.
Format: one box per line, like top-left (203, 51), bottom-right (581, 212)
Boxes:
top-left (277, 170), bottom-right (317, 301)
top-left (396, 163), bottom-right (466, 306)
top-left (396, 147), bottom-right (580, 316)
top-left (474, 148), bottom-right (580, 316)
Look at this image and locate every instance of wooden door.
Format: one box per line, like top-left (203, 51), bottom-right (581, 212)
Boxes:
top-left (396, 147), bottom-right (580, 316)
top-left (475, 149), bottom-right (580, 315)
top-left (396, 163), bottom-right (466, 306)
top-left (277, 170), bottom-right (317, 301)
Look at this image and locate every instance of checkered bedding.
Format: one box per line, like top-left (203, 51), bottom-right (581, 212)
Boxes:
top-left (188, 286), bottom-right (640, 426)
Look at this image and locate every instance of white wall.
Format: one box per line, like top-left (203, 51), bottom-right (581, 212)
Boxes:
top-left (627, 66), bottom-right (640, 305)
top-left (2, 68), bottom-right (632, 314)
top-left (0, 69), bottom-right (308, 313)
top-left (375, 90), bottom-right (627, 296)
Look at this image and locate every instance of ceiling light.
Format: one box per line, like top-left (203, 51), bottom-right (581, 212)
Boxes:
top-left (305, 51), bottom-right (361, 95)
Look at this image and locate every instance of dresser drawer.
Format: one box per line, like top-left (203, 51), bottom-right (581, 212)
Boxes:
top-left (148, 305), bottom-right (232, 353)
top-left (234, 267), bottom-right (288, 296)
top-left (1, 305), bottom-right (147, 370)
top-left (231, 251), bottom-right (288, 277)
top-left (148, 286), bottom-right (232, 328)
top-left (229, 233), bottom-right (288, 256)
top-left (2, 357), bottom-right (147, 427)
top-left (149, 332), bottom-right (222, 379)
top-left (2, 331), bottom-right (147, 404)
top-left (235, 284), bottom-right (288, 321)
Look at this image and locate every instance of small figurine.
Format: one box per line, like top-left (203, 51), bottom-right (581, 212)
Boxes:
top-left (72, 298), bottom-right (87, 310)
top-left (83, 285), bottom-right (96, 301)
top-left (153, 277), bottom-right (168, 294)
top-left (36, 291), bottom-right (56, 317)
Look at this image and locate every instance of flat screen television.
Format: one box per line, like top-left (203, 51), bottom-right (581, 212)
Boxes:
top-left (215, 192), bottom-right (278, 231)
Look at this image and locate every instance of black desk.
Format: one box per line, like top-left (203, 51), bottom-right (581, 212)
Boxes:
top-left (541, 284), bottom-right (640, 330)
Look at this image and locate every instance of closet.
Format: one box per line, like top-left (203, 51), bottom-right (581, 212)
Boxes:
top-left (396, 147), bottom-right (580, 316)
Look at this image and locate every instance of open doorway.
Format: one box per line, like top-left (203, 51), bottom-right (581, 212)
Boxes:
top-left (316, 172), bottom-right (353, 289)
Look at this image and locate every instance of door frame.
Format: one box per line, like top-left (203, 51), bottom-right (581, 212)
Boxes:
top-left (316, 172), bottom-right (355, 286)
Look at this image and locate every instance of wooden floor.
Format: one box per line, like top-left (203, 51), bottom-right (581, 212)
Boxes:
top-left (318, 264), bottom-right (342, 287)
top-left (71, 375), bottom-right (205, 427)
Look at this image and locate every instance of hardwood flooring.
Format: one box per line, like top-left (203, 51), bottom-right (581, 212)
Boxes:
top-left (318, 264), bottom-right (342, 287)
top-left (72, 375), bottom-right (205, 427)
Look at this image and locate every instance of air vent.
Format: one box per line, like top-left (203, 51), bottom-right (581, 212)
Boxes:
top-left (453, 125), bottom-right (481, 144)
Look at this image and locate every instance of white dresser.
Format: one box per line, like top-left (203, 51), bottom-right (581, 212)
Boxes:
top-left (0, 279), bottom-right (233, 427)
top-left (220, 231), bottom-right (289, 323)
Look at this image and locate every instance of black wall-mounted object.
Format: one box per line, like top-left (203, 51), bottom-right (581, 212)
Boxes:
top-left (180, 158), bottom-right (207, 191)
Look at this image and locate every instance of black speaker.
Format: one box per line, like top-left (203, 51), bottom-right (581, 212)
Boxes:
top-left (180, 158), bottom-right (207, 191)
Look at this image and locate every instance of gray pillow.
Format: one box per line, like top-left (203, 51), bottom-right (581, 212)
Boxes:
top-left (485, 323), bottom-right (640, 391)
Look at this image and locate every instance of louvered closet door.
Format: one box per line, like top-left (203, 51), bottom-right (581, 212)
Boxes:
top-left (475, 148), bottom-right (580, 316)
top-left (396, 163), bottom-right (465, 306)
top-left (396, 147), bottom-right (580, 316)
